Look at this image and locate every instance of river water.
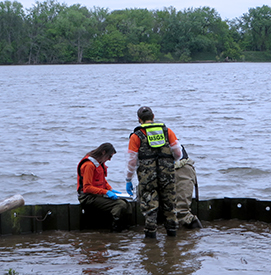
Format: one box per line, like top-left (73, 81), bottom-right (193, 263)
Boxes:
top-left (0, 63), bottom-right (271, 274)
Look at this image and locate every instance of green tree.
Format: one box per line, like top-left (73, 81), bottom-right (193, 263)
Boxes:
top-left (241, 5), bottom-right (271, 51)
top-left (100, 28), bottom-right (126, 61)
top-left (0, 1), bottom-right (26, 64)
top-left (103, 8), bottom-right (157, 61)
top-left (86, 27), bottom-right (126, 62)
top-left (87, 8), bottom-right (157, 62)
top-left (25, 0), bottom-right (66, 64)
top-left (55, 4), bottom-right (95, 63)
top-left (160, 6), bottom-right (242, 61)
top-left (152, 6), bottom-right (181, 58)
top-left (107, 8), bottom-right (155, 44)
top-left (127, 42), bottom-right (160, 62)
top-left (83, 6), bottom-right (110, 62)
top-left (1, 3), bottom-right (270, 64)
top-left (153, 7), bottom-right (223, 60)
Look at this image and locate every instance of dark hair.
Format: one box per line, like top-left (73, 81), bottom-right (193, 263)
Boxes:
top-left (137, 106), bottom-right (154, 122)
top-left (86, 143), bottom-right (116, 160)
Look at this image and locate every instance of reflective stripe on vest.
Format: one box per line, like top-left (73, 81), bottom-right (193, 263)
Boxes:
top-left (77, 156), bottom-right (102, 193)
top-left (141, 123), bottom-right (166, 148)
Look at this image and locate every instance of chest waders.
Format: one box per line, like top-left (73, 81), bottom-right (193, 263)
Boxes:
top-left (135, 124), bottom-right (173, 179)
top-left (133, 123), bottom-right (177, 233)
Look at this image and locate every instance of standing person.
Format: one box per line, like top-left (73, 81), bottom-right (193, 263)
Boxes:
top-left (175, 145), bottom-right (203, 229)
top-left (77, 143), bottom-right (130, 232)
top-left (126, 106), bottom-right (182, 238)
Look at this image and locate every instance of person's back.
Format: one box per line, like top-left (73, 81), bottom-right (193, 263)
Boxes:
top-left (126, 106), bottom-right (181, 238)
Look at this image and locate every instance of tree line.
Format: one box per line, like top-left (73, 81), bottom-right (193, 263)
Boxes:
top-left (1, 0), bottom-right (271, 64)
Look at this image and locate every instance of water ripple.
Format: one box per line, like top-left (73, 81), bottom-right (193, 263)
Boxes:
top-left (0, 63), bottom-right (271, 203)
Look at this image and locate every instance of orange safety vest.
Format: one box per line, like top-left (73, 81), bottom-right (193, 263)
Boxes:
top-left (77, 155), bottom-right (108, 193)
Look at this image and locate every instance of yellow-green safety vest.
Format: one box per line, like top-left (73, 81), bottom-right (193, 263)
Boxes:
top-left (141, 123), bottom-right (166, 148)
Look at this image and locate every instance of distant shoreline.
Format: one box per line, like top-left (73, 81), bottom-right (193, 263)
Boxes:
top-left (2, 50), bottom-right (271, 65)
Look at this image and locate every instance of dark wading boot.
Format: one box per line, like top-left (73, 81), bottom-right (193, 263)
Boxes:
top-left (166, 229), bottom-right (177, 237)
top-left (111, 217), bottom-right (123, 233)
top-left (144, 230), bottom-right (157, 239)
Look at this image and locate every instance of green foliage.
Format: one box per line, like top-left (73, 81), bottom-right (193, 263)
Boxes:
top-left (239, 5), bottom-right (271, 51)
top-left (54, 4), bottom-right (94, 63)
top-left (242, 50), bottom-right (271, 62)
top-left (191, 52), bottom-right (217, 61)
top-left (4, 268), bottom-right (19, 275)
top-left (179, 48), bottom-right (191, 62)
top-left (25, 0), bottom-right (67, 63)
top-left (162, 52), bottom-right (174, 61)
top-left (0, 0), bottom-right (27, 63)
top-left (107, 8), bottom-right (155, 45)
top-left (0, 2), bottom-right (271, 64)
top-left (127, 42), bottom-right (160, 62)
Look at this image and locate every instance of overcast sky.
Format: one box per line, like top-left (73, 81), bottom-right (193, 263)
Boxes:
top-left (19, 0), bottom-right (268, 20)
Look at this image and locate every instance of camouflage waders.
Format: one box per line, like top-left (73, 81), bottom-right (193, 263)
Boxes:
top-left (135, 125), bottom-right (178, 232)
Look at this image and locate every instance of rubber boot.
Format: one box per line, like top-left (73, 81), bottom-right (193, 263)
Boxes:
top-left (111, 217), bottom-right (123, 232)
top-left (144, 230), bottom-right (156, 238)
top-left (166, 229), bottom-right (177, 237)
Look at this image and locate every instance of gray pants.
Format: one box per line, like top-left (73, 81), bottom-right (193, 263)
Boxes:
top-left (175, 158), bottom-right (198, 225)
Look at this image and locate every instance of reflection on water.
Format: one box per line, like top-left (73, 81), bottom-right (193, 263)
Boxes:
top-left (0, 220), bottom-right (271, 274)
